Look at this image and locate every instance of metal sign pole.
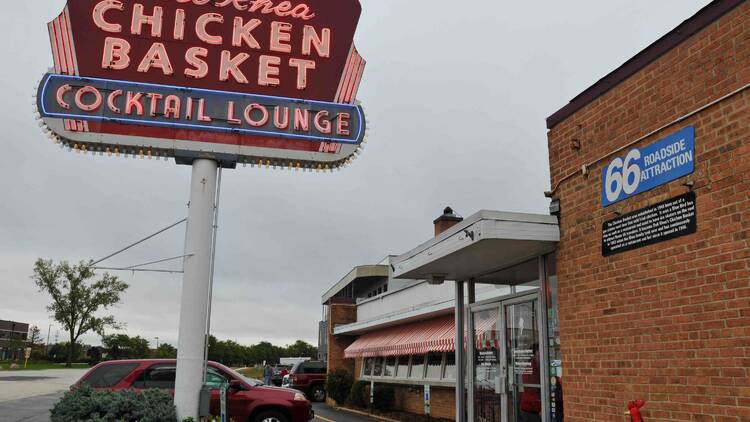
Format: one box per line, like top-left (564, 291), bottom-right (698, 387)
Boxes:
top-left (174, 159), bottom-right (219, 420)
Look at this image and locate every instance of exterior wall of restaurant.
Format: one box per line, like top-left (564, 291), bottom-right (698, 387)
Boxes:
top-left (393, 385), bottom-right (455, 420)
top-left (326, 298), bottom-right (358, 397)
top-left (547, 3), bottom-right (750, 421)
top-left (354, 281), bottom-right (511, 324)
top-left (350, 357), bottom-right (457, 420)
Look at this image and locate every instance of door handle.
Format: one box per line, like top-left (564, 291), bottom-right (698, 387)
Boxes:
top-left (497, 366), bottom-right (507, 394)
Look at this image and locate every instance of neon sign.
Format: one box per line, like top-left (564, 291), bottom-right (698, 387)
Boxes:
top-left (37, 0), bottom-right (367, 169)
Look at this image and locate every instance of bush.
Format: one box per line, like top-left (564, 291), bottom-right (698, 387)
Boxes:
top-left (325, 369), bottom-right (353, 404)
top-left (51, 384), bottom-right (177, 422)
top-left (372, 384), bottom-right (395, 411)
top-left (347, 380), bottom-right (368, 408)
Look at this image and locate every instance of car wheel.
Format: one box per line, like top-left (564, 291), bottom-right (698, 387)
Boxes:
top-left (310, 384), bottom-right (326, 402)
top-left (254, 410), bottom-right (288, 422)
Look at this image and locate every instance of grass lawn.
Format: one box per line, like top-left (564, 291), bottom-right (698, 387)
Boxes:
top-left (0, 361), bottom-right (90, 371)
top-left (235, 367), bottom-right (263, 379)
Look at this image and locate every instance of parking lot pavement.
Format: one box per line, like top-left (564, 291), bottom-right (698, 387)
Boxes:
top-left (0, 392), bottom-right (62, 422)
top-left (0, 369), bottom-right (86, 402)
top-left (312, 403), bottom-right (381, 422)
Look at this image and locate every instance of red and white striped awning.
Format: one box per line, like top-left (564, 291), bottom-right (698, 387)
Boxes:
top-left (344, 310), bottom-right (500, 359)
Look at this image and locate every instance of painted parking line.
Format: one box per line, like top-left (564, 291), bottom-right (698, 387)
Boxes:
top-left (315, 415), bottom-right (336, 422)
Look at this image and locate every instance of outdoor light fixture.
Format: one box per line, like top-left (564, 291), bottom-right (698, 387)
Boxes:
top-left (428, 274), bottom-right (446, 285)
top-left (549, 199), bottom-right (561, 216)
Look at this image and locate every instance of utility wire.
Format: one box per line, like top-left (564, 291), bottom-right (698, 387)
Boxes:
top-left (122, 254), bottom-right (194, 270)
top-left (90, 218), bottom-right (187, 266)
top-left (92, 267), bottom-right (184, 274)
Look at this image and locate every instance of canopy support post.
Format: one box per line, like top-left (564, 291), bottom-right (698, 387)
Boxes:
top-left (466, 280), bottom-right (476, 422)
top-left (454, 280), bottom-right (466, 422)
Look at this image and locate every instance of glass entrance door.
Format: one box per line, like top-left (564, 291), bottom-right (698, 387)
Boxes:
top-left (473, 294), bottom-right (544, 422)
top-left (473, 306), bottom-right (502, 422)
top-left (504, 298), bottom-right (542, 422)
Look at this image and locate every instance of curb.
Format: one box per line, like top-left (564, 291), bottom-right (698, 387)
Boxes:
top-left (330, 406), bottom-right (400, 422)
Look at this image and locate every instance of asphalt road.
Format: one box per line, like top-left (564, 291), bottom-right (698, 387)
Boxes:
top-left (0, 393), bottom-right (376, 422)
top-left (312, 403), bottom-right (379, 422)
top-left (0, 392), bottom-right (62, 422)
top-left (0, 369), bottom-right (86, 422)
top-left (0, 369), bottom-right (375, 422)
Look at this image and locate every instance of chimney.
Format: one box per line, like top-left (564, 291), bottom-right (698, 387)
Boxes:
top-left (433, 206), bottom-right (463, 236)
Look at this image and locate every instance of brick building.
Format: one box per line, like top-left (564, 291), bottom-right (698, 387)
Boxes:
top-left (0, 320), bottom-right (30, 360)
top-left (323, 1), bottom-right (749, 421)
top-left (545, 0), bottom-right (749, 420)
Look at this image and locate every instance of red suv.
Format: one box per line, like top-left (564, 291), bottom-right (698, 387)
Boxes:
top-left (75, 359), bottom-right (313, 422)
top-left (281, 361), bottom-right (327, 402)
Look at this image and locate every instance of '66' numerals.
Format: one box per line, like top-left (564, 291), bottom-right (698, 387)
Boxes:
top-left (604, 149), bottom-right (641, 203)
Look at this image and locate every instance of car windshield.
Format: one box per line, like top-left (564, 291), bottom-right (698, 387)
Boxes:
top-left (242, 376), bottom-right (264, 386)
top-left (216, 364), bottom-right (264, 387)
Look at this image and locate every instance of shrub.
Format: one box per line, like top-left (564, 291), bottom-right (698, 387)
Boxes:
top-left (347, 380), bottom-right (368, 408)
top-left (50, 384), bottom-right (177, 422)
top-left (372, 384), bottom-right (395, 411)
top-left (325, 369), bottom-right (353, 404)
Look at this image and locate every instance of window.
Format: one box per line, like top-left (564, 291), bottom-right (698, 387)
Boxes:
top-left (395, 356), bottom-right (409, 378)
top-left (443, 352), bottom-right (456, 380)
top-left (81, 363), bottom-right (138, 388)
top-left (363, 358), bottom-right (373, 377)
top-left (204, 367), bottom-right (228, 388)
top-left (409, 355), bottom-right (425, 379)
top-left (372, 357), bottom-right (384, 376)
top-left (132, 365), bottom-right (176, 389)
top-left (383, 357), bottom-right (396, 377)
top-left (363, 353), bottom-right (458, 382)
top-left (425, 353), bottom-right (443, 379)
top-left (303, 365), bottom-right (327, 374)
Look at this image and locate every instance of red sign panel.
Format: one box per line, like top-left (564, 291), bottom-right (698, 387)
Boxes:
top-left (39, 0), bottom-right (367, 169)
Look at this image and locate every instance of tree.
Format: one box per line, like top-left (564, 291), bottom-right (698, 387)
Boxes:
top-left (47, 342), bottom-right (85, 363)
top-left (153, 343), bottom-right (177, 359)
top-left (284, 340), bottom-right (317, 359)
top-left (33, 259), bottom-right (129, 367)
top-left (102, 334), bottom-right (150, 360)
top-left (251, 341), bottom-right (282, 365)
top-left (28, 326), bottom-right (42, 346)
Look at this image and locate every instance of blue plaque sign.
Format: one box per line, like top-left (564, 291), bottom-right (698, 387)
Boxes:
top-left (602, 126), bottom-right (695, 207)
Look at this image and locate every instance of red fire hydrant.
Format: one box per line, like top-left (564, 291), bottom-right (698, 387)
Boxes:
top-left (625, 400), bottom-right (646, 422)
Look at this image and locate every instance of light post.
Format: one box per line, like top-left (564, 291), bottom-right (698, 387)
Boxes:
top-left (155, 337), bottom-right (159, 349)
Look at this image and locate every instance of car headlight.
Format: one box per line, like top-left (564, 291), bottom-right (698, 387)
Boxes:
top-left (293, 392), bottom-right (307, 402)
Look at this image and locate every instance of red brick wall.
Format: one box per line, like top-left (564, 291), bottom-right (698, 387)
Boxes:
top-left (326, 299), bottom-right (357, 381)
top-left (351, 359), bottom-right (457, 420)
top-left (392, 385), bottom-right (455, 420)
top-left (547, 3), bottom-right (750, 421)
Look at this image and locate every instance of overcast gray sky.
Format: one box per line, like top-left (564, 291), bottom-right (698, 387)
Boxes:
top-left (1, 0), bottom-right (711, 349)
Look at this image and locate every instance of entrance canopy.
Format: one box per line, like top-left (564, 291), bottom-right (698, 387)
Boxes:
top-left (392, 211), bottom-right (559, 283)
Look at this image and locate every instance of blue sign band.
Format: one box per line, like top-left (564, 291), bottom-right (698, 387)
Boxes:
top-left (37, 73), bottom-right (365, 145)
top-left (601, 126), bottom-right (695, 207)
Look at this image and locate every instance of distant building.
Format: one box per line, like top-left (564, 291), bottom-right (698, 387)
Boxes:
top-left (0, 320), bottom-right (29, 360)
